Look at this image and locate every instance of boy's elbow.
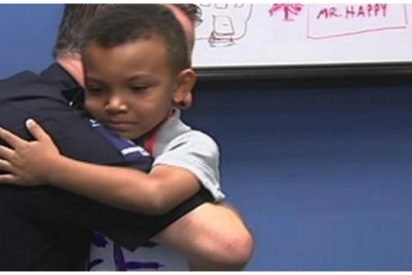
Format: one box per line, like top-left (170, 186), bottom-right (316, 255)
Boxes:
top-left (140, 183), bottom-right (174, 215)
top-left (144, 198), bottom-right (173, 215)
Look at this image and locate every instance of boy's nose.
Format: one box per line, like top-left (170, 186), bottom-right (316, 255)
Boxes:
top-left (105, 96), bottom-right (128, 112)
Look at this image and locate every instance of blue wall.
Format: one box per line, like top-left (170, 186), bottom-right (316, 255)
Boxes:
top-left (1, 4), bottom-right (412, 271)
top-left (0, 4), bottom-right (62, 78)
top-left (185, 85), bottom-right (412, 270)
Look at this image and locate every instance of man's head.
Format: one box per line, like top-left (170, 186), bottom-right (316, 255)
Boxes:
top-left (53, 4), bottom-right (199, 60)
top-left (79, 4), bottom-right (196, 140)
top-left (53, 4), bottom-right (108, 59)
top-left (167, 4), bottom-right (201, 57)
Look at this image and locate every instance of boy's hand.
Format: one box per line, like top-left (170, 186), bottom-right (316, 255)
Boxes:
top-left (0, 119), bottom-right (60, 185)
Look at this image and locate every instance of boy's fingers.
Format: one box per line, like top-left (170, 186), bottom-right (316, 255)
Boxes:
top-left (0, 174), bottom-right (18, 184)
top-left (0, 145), bottom-right (13, 160)
top-left (0, 127), bottom-right (26, 149)
top-left (25, 119), bottom-right (51, 142)
top-left (0, 159), bottom-right (11, 172)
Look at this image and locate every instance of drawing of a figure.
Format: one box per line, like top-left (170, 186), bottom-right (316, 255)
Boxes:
top-left (88, 233), bottom-right (169, 271)
top-left (196, 4), bottom-right (253, 47)
top-left (268, 3), bottom-right (304, 21)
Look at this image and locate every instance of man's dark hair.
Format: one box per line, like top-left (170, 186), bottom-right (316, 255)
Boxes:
top-left (174, 4), bottom-right (202, 26)
top-left (53, 4), bottom-right (111, 58)
top-left (80, 4), bottom-right (190, 73)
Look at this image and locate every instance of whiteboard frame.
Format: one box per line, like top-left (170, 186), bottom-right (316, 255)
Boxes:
top-left (195, 62), bottom-right (412, 82)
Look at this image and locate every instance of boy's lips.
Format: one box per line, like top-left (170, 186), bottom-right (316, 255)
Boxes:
top-left (106, 121), bottom-right (136, 131)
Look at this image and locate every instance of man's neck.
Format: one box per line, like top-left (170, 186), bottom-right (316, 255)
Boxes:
top-left (56, 55), bottom-right (85, 87)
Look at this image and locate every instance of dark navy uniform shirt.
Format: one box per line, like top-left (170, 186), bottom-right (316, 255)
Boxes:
top-left (0, 64), bottom-right (211, 271)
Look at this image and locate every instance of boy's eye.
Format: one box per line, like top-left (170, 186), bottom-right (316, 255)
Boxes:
top-left (130, 85), bottom-right (148, 92)
top-left (86, 87), bottom-right (104, 93)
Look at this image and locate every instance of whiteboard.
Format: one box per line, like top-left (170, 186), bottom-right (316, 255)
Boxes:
top-left (192, 3), bottom-right (412, 69)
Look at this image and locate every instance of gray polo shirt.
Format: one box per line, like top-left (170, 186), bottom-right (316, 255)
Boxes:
top-left (151, 108), bottom-right (225, 201)
top-left (89, 108), bottom-right (225, 271)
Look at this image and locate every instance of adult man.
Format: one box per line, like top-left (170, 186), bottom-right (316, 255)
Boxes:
top-left (0, 4), bottom-right (253, 271)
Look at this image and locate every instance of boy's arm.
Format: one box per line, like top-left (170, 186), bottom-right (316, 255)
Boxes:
top-left (48, 157), bottom-right (200, 214)
top-left (0, 119), bottom-right (200, 214)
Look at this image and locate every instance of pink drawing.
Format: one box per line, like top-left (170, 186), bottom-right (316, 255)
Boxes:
top-left (268, 4), bottom-right (304, 21)
top-left (307, 4), bottom-right (409, 39)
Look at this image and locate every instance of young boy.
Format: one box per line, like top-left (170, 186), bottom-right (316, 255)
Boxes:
top-left (0, 4), bottom-right (225, 270)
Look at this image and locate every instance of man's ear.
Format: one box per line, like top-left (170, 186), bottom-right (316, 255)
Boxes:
top-left (173, 68), bottom-right (197, 109)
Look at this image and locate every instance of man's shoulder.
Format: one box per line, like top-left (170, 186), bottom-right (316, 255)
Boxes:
top-left (0, 70), bottom-right (39, 88)
top-left (0, 69), bottom-right (62, 101)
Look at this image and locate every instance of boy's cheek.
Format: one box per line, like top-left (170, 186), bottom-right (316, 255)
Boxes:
top-left (84, 99), bottom-right (102, 116)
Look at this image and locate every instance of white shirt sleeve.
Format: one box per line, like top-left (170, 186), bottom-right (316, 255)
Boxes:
top-left (152, 130), bottom-right (225, 201)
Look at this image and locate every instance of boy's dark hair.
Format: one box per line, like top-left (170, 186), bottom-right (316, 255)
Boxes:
top-left (80, 4), bottom-right (190, 73)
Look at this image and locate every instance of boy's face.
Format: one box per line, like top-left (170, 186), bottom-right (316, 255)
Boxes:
top-left (82, 37), bottom-right (187, 140)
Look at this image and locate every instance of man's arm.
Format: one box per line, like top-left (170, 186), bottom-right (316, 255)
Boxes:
top-left (0, 118), bottom-right (254, 270)
top-left (0, 98), bottom-right (211, 251)
top-left (153, 202), bottom-right (254, 270)
top-left (0, 87), bottom-right (253, 270)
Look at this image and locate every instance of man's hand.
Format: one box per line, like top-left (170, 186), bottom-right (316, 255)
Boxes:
top-left (0, 119), bottom-right (61, 185)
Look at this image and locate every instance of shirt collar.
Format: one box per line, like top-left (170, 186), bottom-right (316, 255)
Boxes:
top-left (40, 63), bottom-right (84, 105)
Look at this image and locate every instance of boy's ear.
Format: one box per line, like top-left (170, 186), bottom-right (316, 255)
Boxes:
top-left (173, 68), bottom-right (197, 109)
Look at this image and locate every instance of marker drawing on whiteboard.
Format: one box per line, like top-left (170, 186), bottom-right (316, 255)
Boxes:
top-left (196, 4), bottom-right (253, 47)
top-left (268, 3), bottom-right (304, 21)
top-left (307, 4), bottom-right (408, 39)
